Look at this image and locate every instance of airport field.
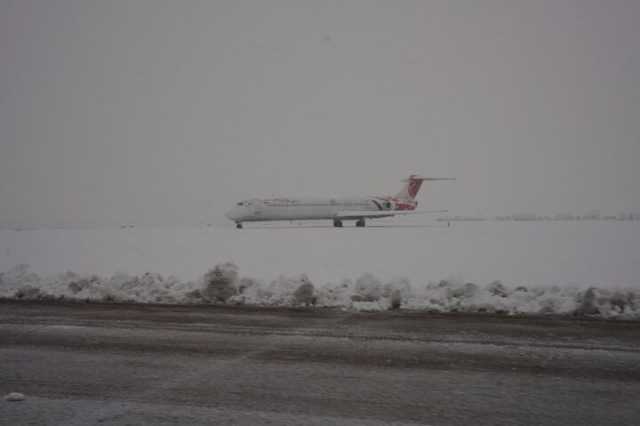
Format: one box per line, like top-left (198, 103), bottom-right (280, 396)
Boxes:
top-left (2, 221), bottom-right (639, 287)
top-left (2, 223), bottom-right (639, 317)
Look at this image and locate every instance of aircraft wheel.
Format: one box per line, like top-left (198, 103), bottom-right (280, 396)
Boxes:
top-left (356, 218), bottom-right (366, 227)
top-left (236, 222), bottom-right (243, 229)
top-left (333, 219), bottom-right (343, 228)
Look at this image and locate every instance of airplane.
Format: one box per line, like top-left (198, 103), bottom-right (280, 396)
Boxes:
top-left (225, 175), bottom-right (455, 229)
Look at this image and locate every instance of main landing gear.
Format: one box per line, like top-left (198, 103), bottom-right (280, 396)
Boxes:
top-left (236, 222), bottom-right (243, 229)
top-left (333, 218), bottom-right (366, 227)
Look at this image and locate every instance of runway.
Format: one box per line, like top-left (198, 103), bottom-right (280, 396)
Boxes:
top-left (1, 301), bottom-right (639, 425)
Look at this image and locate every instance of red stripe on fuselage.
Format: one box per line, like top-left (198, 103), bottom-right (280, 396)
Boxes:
top-left (382, 197), bottom-right (417, 211)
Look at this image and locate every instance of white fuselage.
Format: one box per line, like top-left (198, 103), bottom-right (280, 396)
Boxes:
top-left (226, 197), bottom-right (399, 223)
top-left (225, 175), bottom-right (452, 227)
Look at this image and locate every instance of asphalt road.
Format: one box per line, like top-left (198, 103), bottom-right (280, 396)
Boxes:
top-left (1, 301), bottom-right (639, 425)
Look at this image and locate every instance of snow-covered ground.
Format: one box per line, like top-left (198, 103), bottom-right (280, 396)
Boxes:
top-left (1, 221), bottom-right (639, 317)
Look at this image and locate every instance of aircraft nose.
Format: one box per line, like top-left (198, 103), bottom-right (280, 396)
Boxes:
top-left (226, 205), bottom-right (247, 222)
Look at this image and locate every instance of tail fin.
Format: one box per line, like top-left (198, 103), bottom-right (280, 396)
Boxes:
top-left (394, 175), bottom-right (455, 200)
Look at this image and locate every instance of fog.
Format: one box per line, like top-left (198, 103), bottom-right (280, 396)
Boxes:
top-left (1, 0), bottom-right (639, 227)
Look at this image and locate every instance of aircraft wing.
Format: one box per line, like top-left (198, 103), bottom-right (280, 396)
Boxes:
top-left (335, 210), bottom-right (448, 220)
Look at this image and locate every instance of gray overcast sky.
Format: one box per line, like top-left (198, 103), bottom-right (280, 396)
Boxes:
top-left (1, 0), bottom-right (639, 227)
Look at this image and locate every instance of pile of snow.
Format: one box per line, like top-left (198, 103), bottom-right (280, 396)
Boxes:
top-left (1, 263), bottom-right (638, 319)
top-left (4, 392), bottom-right (25, 402)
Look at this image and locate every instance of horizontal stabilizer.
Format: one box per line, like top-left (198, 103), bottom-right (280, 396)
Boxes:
top-left (402, 177), bottom-right (456, 182)
top-left (395, 175), bottom-right (455, 200)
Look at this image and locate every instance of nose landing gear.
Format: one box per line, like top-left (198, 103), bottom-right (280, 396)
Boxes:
top-left (236, 222), bottom-right (243, 229)
top-left (333, 219), bottom-right (343, 228)
top-left (355, 218), bottom-right (366, 227)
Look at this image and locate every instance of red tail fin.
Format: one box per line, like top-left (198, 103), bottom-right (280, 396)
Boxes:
top-left (394, 175), bottom-right (455, 200)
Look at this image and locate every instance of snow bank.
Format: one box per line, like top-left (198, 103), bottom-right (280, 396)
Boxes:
top-left (1, 264), bottom-right (638, 319)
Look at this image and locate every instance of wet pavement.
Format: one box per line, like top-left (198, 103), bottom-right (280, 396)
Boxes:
top-left (1, 301), bottom-right (639, 425)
